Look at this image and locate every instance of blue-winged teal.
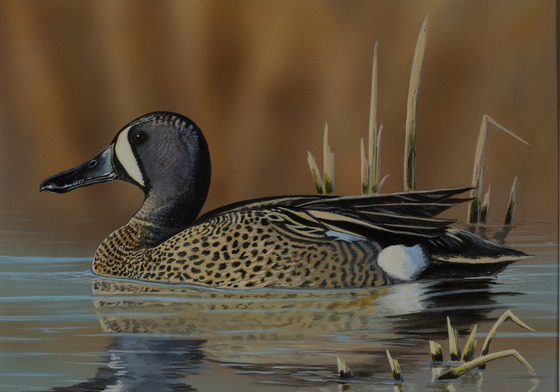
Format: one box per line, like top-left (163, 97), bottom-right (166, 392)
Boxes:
top-left (40, 112), bottom-right (529, 288)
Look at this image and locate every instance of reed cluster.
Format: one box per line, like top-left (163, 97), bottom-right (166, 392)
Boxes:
top-left (336, 310), bottom-right (535, 385)
top-left (307, 14), bottom-right (529, 224)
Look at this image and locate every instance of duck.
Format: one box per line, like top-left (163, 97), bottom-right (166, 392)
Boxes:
top-left (40, 112), bottom-right (529, 288)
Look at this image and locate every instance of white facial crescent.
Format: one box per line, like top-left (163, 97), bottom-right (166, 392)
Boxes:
top-left (114, 126), bottom-right (145, 187)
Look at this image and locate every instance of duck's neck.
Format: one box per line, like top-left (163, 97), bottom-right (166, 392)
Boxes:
top-left (132, 186), bottom-right (207, 242)
top-left (129, 125), bottom-right (211, 243)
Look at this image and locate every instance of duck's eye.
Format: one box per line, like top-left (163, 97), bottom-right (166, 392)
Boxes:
top-left (131, 131), bottom-right (147, 145)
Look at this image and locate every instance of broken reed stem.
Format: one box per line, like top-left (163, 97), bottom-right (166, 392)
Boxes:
top-left (447, 316), bottom-right (461, 361)
top-left (307, 151), bottom-right (324, 194)
top-left (386, 350), bottom-right (404, 382)
top-left (480, 310), bottom-right (535, 358)
top-left (363, 125), bottom-right (385, 194)
top-left (360, 138), bottom-right (368, 194)
top-left (468, 117), bottom-right (489, 223)
top-left (367, 42), bottom-right (379, 194)
top-left (438, 349), bottom-right (536, 380)
top-left (429, 340), bottom-right (443, 362)
top-left (307, 123), bottom-right (335, 195)
top-left (323, 122), bottom-right (334, 195)
top-left (375, 124), bottom-right (383, 192)
top-left (378, 173), bottom-right (389, 192)
top-left (480, 186), bottom-right (491, 224)
top-left (404, 14), bottom-right (428, 192)
top-left (504, 177), bottom-right (518, 225)
top-left (461, 324), bottom-right (478, 362)
top-left (337, 355), bottom-right (353, 379)
top-left (467, 115), bottom-right (530, 224)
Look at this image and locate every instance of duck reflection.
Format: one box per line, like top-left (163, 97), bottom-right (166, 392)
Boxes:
top-left (92, 281), bottom-right (391, 365)
top-left (91, 276), bottom-right (504, 369)
top-left (44, 273), bottom-right (515, 391)
top-left (382, 278), bottom-right (518, 335)
top-left (49, 337), bottom-right (204, 391)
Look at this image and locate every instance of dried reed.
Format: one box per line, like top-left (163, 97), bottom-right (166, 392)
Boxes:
top-left (404, 15), bottom-right (429, 191)
top-left (337, 354), bottom-right (353, 379)
top-left (447, 316), bottom-right (461, 361)
top-left (504, 177), bottom-right (518, 225)
top-left (386, 350), bottom-right (404, 382)
top-left (429, 340), bottom-right (443, 362)
top-left (461, 324), bottom-right (478, 362)
top-left (438, 349), bottom-right (535, 380)
top-left (467, 115), bottom-right (529, 224)
top-left (307, 122), bottom-right (334, 195)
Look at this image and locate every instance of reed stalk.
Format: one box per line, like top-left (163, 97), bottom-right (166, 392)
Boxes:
top-left (375, 124), bottom-right (383, 192)
top-left (386, 350), bottom-right (404, 382)
top-left (367, 42), bottom-right (379, 193)
top-left (378, 173), bottom-right (389, 192)
top-left (447, 316), bottom-right (461, 361)
top-left (467, 115), bottom-right (529, 224)
top-left (323, 122), bottom-right (335, 195)
top-left (438, 349), bottom-right (535, 380)
top-left (404, 15), bottom-right (429, 191)
top-left (480, 310), bottom-right (534, 359)
top-left (504, 177), bottom-right (518, 225)
top-left (461, 324), bottom-right (478, 362)
top-left (429, 340), bottom-right (443, 362)
top-left (362, 126), bottom-right (385, 194)
top-left (307, 151), bottom-right (323, 194)
top-left (426, 311), bottom-right (535, 381)
top-left (307, 122), bottom-right (335, 195)
top-left (480, 186), bottom-right (491, 224)
top-left (337, 354), bottom-right (353, 379)
top-left (360, 138), bottom-right (368, 194)
top-left (361, 43), bottom-right (385, 195)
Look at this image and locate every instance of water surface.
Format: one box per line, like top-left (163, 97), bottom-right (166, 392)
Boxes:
top-left (0, 222), bottom-right (557, 391)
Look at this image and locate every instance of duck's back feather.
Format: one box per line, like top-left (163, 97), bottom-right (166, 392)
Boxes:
top-left (196, 187), bottom-right (469, 239)
top-left (196, 187), bottom-right (529, 267)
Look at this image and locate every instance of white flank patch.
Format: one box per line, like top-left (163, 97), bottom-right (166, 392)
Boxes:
top-left (114, 126), bottom-right (145, 186)
top-left (378, 244), bottom-right (428, 281)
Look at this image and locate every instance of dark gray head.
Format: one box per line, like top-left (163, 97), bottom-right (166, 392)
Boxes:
top-left (40, 112), bottom-right (211, 231)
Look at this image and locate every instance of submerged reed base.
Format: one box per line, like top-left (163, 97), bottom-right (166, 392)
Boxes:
top-left (336, 355), bottom-right (353, 379)
top-left (335, 309), bottom-right (535, 385)
top-left (433, 310), bottom-right (535, 380)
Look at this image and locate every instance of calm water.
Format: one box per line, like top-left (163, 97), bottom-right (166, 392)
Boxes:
top-left (0, 222), bottom-right (557, 392)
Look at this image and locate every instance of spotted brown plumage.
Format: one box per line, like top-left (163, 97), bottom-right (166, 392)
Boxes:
top-left (41, 112), bottom-right (530, 288)
top-left (93, 210), bottom-right (389, 288)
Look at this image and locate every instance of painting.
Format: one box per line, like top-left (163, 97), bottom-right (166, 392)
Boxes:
top-left (0, 1), bottom-right (557, 391)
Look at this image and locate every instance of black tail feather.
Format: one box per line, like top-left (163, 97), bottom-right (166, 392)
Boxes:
top-left (428, 228), bottom-right (531, 263)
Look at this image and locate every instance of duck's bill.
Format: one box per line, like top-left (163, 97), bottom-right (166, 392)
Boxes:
top-left (40, 145), bottom-right (117, 193)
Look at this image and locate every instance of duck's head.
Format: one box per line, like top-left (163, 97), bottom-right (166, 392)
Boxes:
top-left (40, 112), bottom-right (211, 232)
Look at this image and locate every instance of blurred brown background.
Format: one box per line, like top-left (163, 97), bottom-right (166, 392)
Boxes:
top-left (0, 0), bottom-right (557, 255)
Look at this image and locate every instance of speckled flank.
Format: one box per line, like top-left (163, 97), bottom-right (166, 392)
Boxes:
top-left (93, 209), bottom-right (392, 288)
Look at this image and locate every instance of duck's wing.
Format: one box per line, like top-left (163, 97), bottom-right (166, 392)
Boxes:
top-left (296, 188), bottom-right (530, 263)
top-left (196, 187), bottom-right (470, 243)
top-left (297, 187), bottom-right (472, 218)
top-left (196, 187), bottom-right (529, 266)
top-left (292, 188), bottom-right (471, 243)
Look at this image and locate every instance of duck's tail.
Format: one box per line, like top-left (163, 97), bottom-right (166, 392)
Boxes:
top-left (422, 228), bottom-right (531, 277)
